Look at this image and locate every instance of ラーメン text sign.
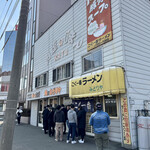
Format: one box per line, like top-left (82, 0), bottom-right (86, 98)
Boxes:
top-left (86, 0), bottom-right (113, 51)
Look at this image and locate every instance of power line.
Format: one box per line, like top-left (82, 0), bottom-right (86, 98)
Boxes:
top-left (0, 0), bottom-right (13, 31)
top-left (0, 0), bottom-right (20, 41)
top-left (0, 1), bottom-right (7, 21)
top-left (0, 19), bottom-right (19, 53)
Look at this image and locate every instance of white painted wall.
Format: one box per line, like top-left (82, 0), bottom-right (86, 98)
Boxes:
top-left (121, 0), bottom-right (150, 148)
top-left (30, 101), bottom-right (38, 126)
top-left (34, 0), bottom-right (124, 143)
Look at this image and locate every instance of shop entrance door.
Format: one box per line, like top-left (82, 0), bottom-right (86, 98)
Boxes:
top-left (38, 99), bottom-right (48, 127)
top-left (48, 97), bottom-right (58, 108)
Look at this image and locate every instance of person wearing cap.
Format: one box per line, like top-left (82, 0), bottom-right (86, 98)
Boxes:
top-left (89, 102), bottom-right (110, 150)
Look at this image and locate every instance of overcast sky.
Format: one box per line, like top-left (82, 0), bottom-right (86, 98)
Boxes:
top-left (0, 0), bottom-right (21, 66)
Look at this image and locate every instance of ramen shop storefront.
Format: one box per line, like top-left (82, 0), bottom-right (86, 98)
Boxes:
top-left (69, 67), bottom-right (126, 136)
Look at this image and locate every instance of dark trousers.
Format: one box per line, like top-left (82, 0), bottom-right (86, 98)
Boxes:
top-left (43, 120), bottom-right (48, 134)
top-left (78, 128), bottom-right (85, 140)
top-left (67, 123), bottom-right (76, 141)
top-left (48, 124), bottom-right (55, 136)
top-left (63, 121), bottom-right (66, 133)
top-left (17, 116), bottom-right (21, 124)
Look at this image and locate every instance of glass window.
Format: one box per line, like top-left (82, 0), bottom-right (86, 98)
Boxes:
top-left (84, 55), bottom-right (92, 72)
top-left (31, 46), bottom-right (34, 59)
top-left (35, 72), bottom-right (48, 88)
top-left (104, 95), bottom-right (117, 117)
top-left (30, 58), bottom-right (33, 72)
top-left (92, 50), bottom-right (102, 68)
top-left (44, 73), bottom-right (47, 85)
top-left (33, 21), bottom-right (35, 33)
top-left (53, 69), bottom-right (56, 82)
top-left (52, 62), bottom-right (72, 82)
top-left (29, 72), bottom-right (33, 91)
top-left (35, 76), bottom-right (37, 88)
top-left (62, 65), bottom-right (65, 79)
top-left (40, 75), bottom-right (44, 86)
top-left (57, 67), bottom-right (62, 80)
top-left (37, 76), bottom-right (40, 87)
top-left (32, 33), bottom-right (35, 46)
top-left (66, 63), bottom-right (70, 78)
top-left (83, 49), bottom-right (102, 72)
top-left (33, 0), bottom-right (36, 21)
top-left (0, 104), bottom-right (3, 112)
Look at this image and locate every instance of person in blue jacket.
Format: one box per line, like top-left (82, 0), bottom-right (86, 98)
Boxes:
top-left (89, 102), bottom-right (110, 150)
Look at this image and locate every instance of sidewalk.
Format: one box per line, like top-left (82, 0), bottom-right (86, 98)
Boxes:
top-left (0, 124), bottom-right (128, 150)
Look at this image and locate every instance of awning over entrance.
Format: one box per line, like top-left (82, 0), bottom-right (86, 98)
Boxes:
top-left (69, 67), bottom-right (126, 98)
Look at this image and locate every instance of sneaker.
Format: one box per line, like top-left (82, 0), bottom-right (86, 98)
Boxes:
top-left (55, 139), bottom-right (58, 142)
top-left (66, 140), bottom-right (70, 143)
top-left (78, 139), bottom-right (84, 143)
top-left (71, 141), bottom-right (77, 144)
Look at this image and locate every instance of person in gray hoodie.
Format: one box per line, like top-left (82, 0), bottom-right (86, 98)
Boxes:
top-left (66, 104), bottom-right (77, 144)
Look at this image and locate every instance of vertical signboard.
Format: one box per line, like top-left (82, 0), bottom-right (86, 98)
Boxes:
top-left (121, 97), bottom-right (131, 145)
top-left (86, 0), bottom-right (113, 51)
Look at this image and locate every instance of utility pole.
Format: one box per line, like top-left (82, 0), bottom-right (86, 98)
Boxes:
top-left (0, 0), bottom-right (29, 150)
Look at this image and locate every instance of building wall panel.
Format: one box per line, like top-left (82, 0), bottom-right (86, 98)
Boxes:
top-left (121, 0), bottom-right (150, 148)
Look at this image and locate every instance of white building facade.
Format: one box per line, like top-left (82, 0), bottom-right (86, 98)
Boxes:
top-left (27, 0), bottom-right (150, 149)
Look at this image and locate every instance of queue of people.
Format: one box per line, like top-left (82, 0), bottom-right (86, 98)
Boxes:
top-left (42, 104), bottom-right (87, 144)
top-left (42, 102), bottom-right (110, 149)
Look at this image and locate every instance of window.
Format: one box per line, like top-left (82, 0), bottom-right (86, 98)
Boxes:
top-left (0, 104), bottom-right (3, 111)
top-left (53, 62), bottom-right (72, 82)
top-left (104, 95), bottom-right (117, 117)
top-left (1, 83), bottom-right (9, 92)
top-left (53, 69), bottom-right (56, 82)
top-left (83, 49), bottom-right (102, 72)
top-left (35, 72), bottom-right (48, 88)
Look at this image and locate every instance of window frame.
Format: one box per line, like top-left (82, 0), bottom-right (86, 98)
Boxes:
top-left (35, 72), bottom-right (48, 88)
top-left (103, 95), bottom-right (119, 119)
top-left (82, 49), bottom-right (103, 74)
top-left (52, 61), bottom-right (73, 83)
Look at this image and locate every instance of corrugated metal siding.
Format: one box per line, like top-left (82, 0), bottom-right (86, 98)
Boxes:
top-left (34, 0), bottom-right (124, 143)
top-left (121, 0), bottom-right (150, 148)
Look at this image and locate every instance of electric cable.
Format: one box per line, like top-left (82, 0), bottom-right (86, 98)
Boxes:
top-left (0, 0), bottom-right (20, 41)
top-left (0, 0), bottom-right (13, 31)
top-left (0, 1), bottom-right (7, 21)
top-left (0, 19), bottom-right (19, 53)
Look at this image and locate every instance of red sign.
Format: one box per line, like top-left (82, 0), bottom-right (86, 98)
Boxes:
top-left (121, 97), bottom-right (131, 145)
top-left (15, 25), bottom-right (18, 31)
top-left (86, 0), bottom-right (113, 51)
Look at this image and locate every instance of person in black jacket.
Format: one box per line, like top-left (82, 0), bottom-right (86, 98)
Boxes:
top-left (47, 105), bottom-right (55, 137)
top-left (61, 104), bottom-right (67, 134)
top-left (54, 105), bottom-right (65, 141)
top-left (42, 105), bottom-right (49, 134)
top-left (77, 105), bottom-right (86, 143)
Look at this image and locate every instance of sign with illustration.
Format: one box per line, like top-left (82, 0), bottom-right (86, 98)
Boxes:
top-left (72, 99), bottom-right (94, 112)
top-left (86, 0), bottom-right (113, 51)
top-left (121, 97), bottom-right (131, 145)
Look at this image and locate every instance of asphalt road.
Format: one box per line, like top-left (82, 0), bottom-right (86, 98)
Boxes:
top-left (0, 124), bottom-right (127, 150)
